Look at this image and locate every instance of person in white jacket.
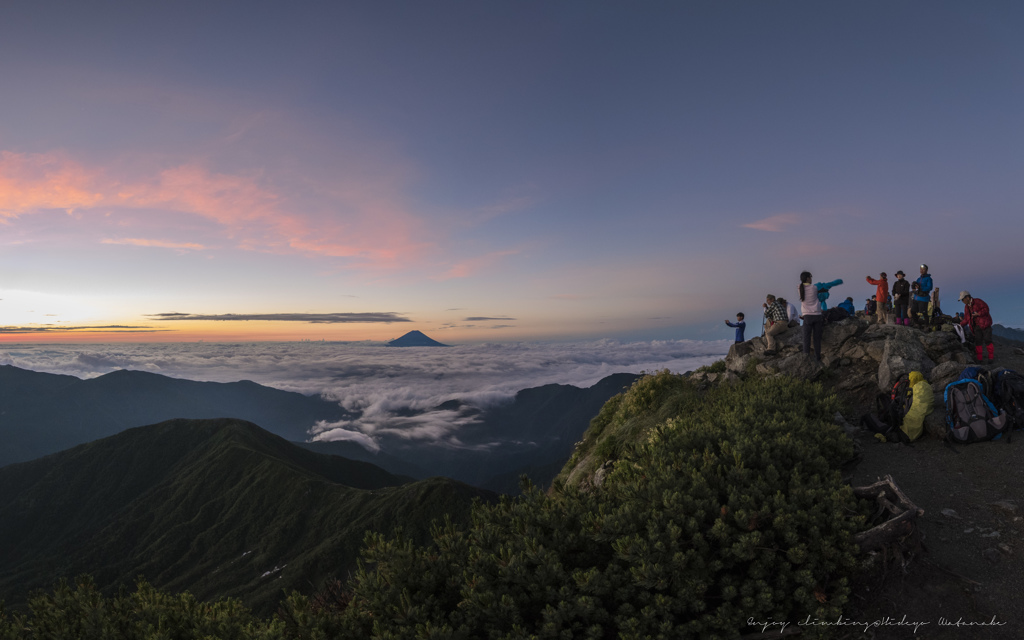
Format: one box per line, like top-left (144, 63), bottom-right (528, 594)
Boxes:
top-left (799, 271), bottom-right (823, 361)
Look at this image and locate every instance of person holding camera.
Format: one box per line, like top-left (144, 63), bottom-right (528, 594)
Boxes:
top-left (866, 272), bottom-right (889, 324)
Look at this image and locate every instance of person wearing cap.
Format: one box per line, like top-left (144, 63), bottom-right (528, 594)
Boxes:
top-left (958, 291), bottom-right (994, 363)
top-left (891, 271), bottom-right (911, 325)
top-left (912, 264), bottom-right (933, 327)
top-left (866, 272), bottom-right (889, 324)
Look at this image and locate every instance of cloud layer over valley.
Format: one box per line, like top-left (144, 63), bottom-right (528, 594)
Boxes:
top-left (0, 339), bottom-right (729, 450)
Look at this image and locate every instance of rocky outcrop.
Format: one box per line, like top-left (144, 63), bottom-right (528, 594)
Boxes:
top-left (721, 314), bottom-right (973, 415)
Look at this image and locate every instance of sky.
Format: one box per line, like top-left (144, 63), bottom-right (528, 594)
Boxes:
top-left (1, 1), bottom-right (1022, 344)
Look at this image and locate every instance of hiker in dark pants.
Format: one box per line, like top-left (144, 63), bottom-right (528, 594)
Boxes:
top-left (892, 271), bottom-right (911, 325)
top-left (799, 271), bottom-right (824, 362)
top-left (959, 291), bottom-right (994, 364)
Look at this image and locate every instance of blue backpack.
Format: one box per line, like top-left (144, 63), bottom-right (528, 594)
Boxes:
top-left (944, 378), bottom-right (1009, 443)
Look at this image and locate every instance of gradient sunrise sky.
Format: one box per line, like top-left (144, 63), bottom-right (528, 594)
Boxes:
top-left (1, 1), bottom-right (1022, 343)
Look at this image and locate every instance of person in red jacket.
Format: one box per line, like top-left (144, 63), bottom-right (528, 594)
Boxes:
top-left (866, 273), bottom-right (889, 324)
top-left (958, 290), bottom-right (994, 363)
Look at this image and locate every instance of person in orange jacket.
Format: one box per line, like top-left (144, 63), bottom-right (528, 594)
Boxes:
top-left (866, 273), bottom-right (889, 324)
top-left (959, 291), bottom-right (994, 363)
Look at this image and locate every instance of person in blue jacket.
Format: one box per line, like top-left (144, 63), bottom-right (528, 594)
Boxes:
top-left (815, 278), bottom-right (843, 310)
top-left (837, 297), bottom-right (856, 315)
top-left (724, 313), bottom-right (746, 343)
top-left (913, 264), bottom-right (933, 327)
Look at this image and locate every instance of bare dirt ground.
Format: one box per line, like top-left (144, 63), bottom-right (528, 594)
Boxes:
top-left (839, 335), bottom-right (1024, 639)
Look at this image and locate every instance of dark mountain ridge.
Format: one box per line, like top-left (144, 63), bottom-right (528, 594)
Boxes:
top-left (0, 365), bottom-right (350, 468)
top-left (0, 417), bottom-right (489, 613)
top-left (2, 364), bottom-right (639, 495)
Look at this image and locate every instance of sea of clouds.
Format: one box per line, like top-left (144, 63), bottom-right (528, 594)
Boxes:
top-left (0, 339), bottom-right (730, 448)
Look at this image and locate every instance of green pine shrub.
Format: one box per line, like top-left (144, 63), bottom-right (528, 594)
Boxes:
top-left (559, 370), bottom-right (698, 487)
top-left (696, 359), bottom-right (727, 374)
top-left (301, 374), bottom-right (862, 639)
top-left (0, 576), bottom-right (278, 640)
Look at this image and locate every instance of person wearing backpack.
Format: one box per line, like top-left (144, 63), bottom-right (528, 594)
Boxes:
top-left (891, 271), bottom-right (911, 325)
top-left (959, 291), bottom-right (994, 363)
top-left (799, 272), bottom-right (824, 362)
top-left (866, 273), bottom-right (889, 324)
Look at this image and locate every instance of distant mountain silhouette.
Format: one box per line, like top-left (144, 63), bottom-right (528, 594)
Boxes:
top-left (387, 330), bottom-right (448, 347)
top-left (993, 324), bottom-right (1024, 344)
top-left (1, 363), bottom-right (639, 496)
top-left (0, 365), bottom-right (351, 468)
top-left (0, 418), bottom-right (491, 613)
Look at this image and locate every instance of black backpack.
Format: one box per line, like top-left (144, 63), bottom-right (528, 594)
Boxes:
top-left (823, 307), bottom-right (849, 323)
top-left (944, 378), bottom-right (1009, 443)
top-left (886, 375), bottom-right (914, 426)
top-left (863, 375), bottom-right (914, 443)
top-left (993, 369), bottom-right (1024, 429)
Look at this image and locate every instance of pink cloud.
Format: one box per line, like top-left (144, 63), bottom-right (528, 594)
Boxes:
top-left (741, 213), bottom-right (800, 232)
top-left (0, 150), bottom-right (430, 270)
top-left (438, 249), bottom-right (520, 279)
top-left (102, 237), bottom-right (207, 251)
top-left (0, 151), bottom-right (105, 216)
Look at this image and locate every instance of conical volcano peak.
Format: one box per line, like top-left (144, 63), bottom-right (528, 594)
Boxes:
top-left (387, 330), bottom-right (449, 347)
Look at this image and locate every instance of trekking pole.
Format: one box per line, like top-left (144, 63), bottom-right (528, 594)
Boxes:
top-left (761, 311), bottom-right (767, 338)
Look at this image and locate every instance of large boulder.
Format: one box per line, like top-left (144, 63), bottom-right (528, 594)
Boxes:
top-left (822, 318), bottom-right (862, 352)
top-left (727, 341), bottom-right (755, 360)
top-left (929, 360), bottom-right (969, 390)
top-left (756, 353), bottom-right (826, 380)
top-left (877, 330), bottom-right (936, 391)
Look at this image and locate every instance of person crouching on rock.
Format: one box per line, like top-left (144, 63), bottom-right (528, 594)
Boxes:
top-left (891, 270), bottom-right (911, 325)
top-left (866, 272), bottom-right (889, 324)
top-left (838, 296), bottom-right (856, 315)
top-left (762, 294), bottom-right (788, 356)
top-left (799, 271), bottom-right (824, 362)
top-left (958, 291), bottom-right (994, 363)
top-left (724, 312), bottom-right (746, 343)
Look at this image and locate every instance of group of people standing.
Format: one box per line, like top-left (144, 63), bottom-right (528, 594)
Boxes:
top-left (864, 265), bottom-right (936, 327)
top-left (726, 264), bottom-right (997, 365)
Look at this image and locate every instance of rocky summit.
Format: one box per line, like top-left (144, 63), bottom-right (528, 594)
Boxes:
top-left (707, 314), bottom-right (979, 435)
